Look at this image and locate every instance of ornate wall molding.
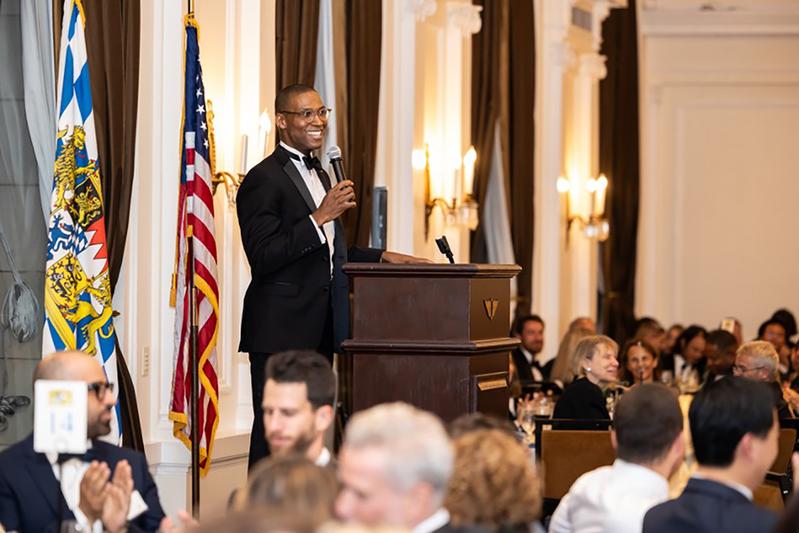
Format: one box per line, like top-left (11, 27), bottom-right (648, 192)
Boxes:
top-left (445, 2), bottom-right (483, 37)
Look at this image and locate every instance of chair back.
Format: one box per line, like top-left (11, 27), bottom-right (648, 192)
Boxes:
top-left (771, 428), bottom-right (797, 474)
top-left (540, 429), bottom-right (615, 500)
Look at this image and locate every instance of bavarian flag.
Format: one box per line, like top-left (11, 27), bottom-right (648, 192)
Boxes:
top-left (43, 0), bottom-right (121, 442)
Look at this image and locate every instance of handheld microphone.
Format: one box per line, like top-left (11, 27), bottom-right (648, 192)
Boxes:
top-left (326, 145), bottom-right (346, 185)
top-left (435, 235), bottom-right (455, 264)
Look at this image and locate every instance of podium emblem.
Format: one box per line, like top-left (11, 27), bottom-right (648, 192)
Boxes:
top-left (483, 298), bottom-right (499, 320)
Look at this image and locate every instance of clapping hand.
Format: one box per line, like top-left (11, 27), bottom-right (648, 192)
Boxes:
top-left (102, 460), bottom-right (134, 533)
top-left (79, 461), bottom-right (111, 523)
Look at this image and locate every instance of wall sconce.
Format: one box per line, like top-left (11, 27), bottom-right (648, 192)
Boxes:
top-left (207, 102), bottom-right (273, 206)
top-left (416, 143), bottom-right (480, 239)
top-left (557, 173), bottom-right (610, 244)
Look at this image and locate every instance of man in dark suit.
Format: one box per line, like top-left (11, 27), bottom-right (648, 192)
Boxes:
top-left (511, 314), bottom-right (547, 385)
top-left (0, 351), bottom-right (165, 533)
top-left (643, 376), bottom-right (779, 533)
top-left (237, 84), bottom-right (426, 468)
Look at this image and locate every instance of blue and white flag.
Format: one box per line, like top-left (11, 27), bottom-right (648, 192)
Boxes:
top-left (43, 0), bottom-right (121, 443)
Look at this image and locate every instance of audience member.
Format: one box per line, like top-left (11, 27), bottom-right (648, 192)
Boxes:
top-left (670, 325), bottom-right (708, 388)
top-left (335, 403), bottom-right (455, 531)
top-left (449, 413), bottom-right (518, 439)
top-left (619, 339), bottom-right (659, 386)
top-left (262, 350), bottom-right (336, 466)
top-left (510, 315), bottom-right (547, 384)
top-left (568, 316), bottom-right (596, 334)
top-left (633, 317), bottom-right (667, 355)
top-left (759, 318), bottom-right (790, 377)
top-left (663, 324), bottom-right (683, 358)
top-left (553, 336), bottom-right (619, 420)
top-left (0, 351), bottom-right (165, 532)
top-left (445, 429), bottom-right (542, 532)
top-left (550, 384), bottom-right (684, 533)
top-left (734, 341), bottom-right (795, 418)
top-left (233, 454), bottom-right (337, 527)
top-left (704, 329), bottom-right (738, 383)
top-left (547, 327), bottom-right (594, 387)
top-left (786, 342), bottom-right (799, 392)
top-left (642, 377), bottom-right (779, 533)
top-left (771, 308), bottom-right (797, 342)
top-left (192, 508), bottom-right (318, 533)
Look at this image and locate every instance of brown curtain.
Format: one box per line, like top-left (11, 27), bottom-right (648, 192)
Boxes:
top-left (471, 0), bottom-right (535, 317)
top-left (54, 0), bottom-right (144, 451)
top-left (470, 0), bottom-right (506, 262)
top-left (342, 0), bottom-right (381, 247)
top-left (599, 0), bottom-right (640, 344)
top-left (507, 0), bottom-right (535, 315)
top-left (275, 0), bottom-right (320, 104)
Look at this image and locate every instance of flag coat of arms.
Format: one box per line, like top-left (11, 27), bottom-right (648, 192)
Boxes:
top-left (169, 14), bottom-right (220, 474)
top-left (44, 0), bottom-right (121, 442)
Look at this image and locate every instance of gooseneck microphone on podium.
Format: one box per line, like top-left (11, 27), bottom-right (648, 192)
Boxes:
top-left (436, 235), bottom-right (455, 264)
top-left (326, 145), bottom-right (346, 185)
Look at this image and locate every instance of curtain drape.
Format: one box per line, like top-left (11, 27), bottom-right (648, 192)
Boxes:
top-left (53, 0), bottom-right (144, 451)
top-left (275, 0), bottom-right (320, 120)
top-left (470, 0), bottom-right (506, 263)
top-left (315, 0), bottom-right (339, 174)
top-left (507, 0), bottom-right (535, 315)
top-left (21, 0), bottom-right (56, 221)
top-left (599, 0), bottom-right (640, 344)
top-left (342, 0), bottom-right (381, 247)
top-left (471, 0), bottom-right (535, 317)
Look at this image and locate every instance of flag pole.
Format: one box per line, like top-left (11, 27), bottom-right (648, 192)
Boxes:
top-left (187, 223), bottom-right (201, 518)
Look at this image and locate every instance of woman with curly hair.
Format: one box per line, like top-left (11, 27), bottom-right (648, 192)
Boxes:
top-left (445, 429), bottom-right (543, 532)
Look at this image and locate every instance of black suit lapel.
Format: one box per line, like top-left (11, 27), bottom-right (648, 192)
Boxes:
top-left (275, 145), bottom-right (317, 214)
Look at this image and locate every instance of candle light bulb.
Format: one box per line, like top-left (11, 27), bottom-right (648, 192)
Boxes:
top-left (556, 176), bottom-right (571, 193)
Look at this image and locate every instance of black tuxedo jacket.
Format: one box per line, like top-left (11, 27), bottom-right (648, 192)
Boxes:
top-left (236, 145), bottom-right (382, 354)
top-left (643, 477), bottom-right (776, 533)
top-left (0, 434), bottom-right (164, 533)
top-left (511, 347), bottom-right (545, 384)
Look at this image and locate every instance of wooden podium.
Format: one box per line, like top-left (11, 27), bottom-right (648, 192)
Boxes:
top-left (340, 263), bottom-right (521, 422)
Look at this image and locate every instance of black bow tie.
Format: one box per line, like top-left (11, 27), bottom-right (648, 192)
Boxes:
top-left (303, 155), bottom-right (324, 173)
top-left (57, 448), bottom-right (98, 464)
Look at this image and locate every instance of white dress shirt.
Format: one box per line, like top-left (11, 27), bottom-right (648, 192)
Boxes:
top-left (413, 508), bottom-right (450, 533)
top-left (315, 447), bottom-right (332, 467)
top-left (280, 141), bottom-right (334, 276)
top-left (520, 347), bottom-right (544, 381)
top-left (549, 459), bottom-right (669, 533)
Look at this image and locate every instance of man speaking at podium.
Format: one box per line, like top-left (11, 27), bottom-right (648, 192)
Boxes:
top-left (237, 84), bottom-right (427, 468)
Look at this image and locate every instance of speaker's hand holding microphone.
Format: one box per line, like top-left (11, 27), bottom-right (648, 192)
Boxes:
top-left (311, 146), bottom-right (356, 226)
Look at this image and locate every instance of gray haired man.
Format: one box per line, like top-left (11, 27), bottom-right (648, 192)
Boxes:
top-left (335, 402), bottom-right (457, 532)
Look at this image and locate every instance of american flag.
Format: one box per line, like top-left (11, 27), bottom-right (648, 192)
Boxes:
top-left (169, 14), bottom-right (220, 474)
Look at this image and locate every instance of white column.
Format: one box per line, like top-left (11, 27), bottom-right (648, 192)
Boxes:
top-left (375, 0), bottom-right (435, 254)
top-left (533, 0), bottom-right (572, 338)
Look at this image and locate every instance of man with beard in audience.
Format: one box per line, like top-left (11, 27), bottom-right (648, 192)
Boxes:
top-left (262, 350), bottom-right (336, 467)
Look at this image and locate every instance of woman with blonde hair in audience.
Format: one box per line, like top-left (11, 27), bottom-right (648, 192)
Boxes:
top-left (445, 429), bottom-right (543, 532)
top-left (618, 338), bottom-right (659, 386)
top-left (553, 335), bottom-right (619, 420)
top-left (546, 327), bottom-right (594, 388)
top-left (233, 454), bottom-right (338, 527)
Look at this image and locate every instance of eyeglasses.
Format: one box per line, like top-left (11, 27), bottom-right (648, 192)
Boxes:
top-left (87, 381), bottom-right (114, 399)
top-left (732, 364), bottom-right (766, 374)
top-left (279, 107), bottom-right (332, 121)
